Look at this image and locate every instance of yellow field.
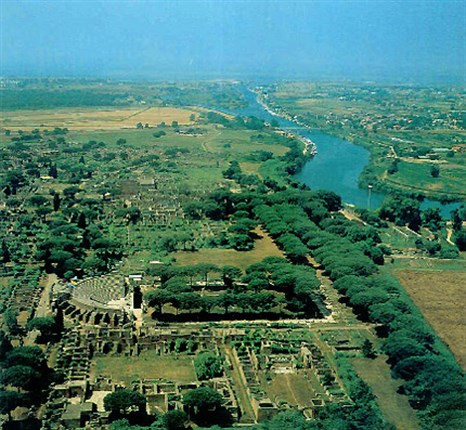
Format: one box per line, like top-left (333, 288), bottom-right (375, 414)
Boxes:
top-left (1, 106), bottom-right (199, 130)
top-left (173, 227), bottom-right (284, 271)
top-left (394, 269), bottom-right (466, 369)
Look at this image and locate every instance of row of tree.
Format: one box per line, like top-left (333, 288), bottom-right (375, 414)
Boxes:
top-left (145, 257), bottom-right (322, 318)
top-left (298, 205), bottom-right (466, 429)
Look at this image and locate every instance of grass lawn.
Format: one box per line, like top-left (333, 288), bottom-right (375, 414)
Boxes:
top-left (352, 356), bottom-right (420, 430)
top-left (239, 161), bottom-right (261, 175)
top-left (385, 161), bottom-right (466, 198)
top-left (173, 227), bottom-right (284, 271)
top-left (94, 352), bottom-right (197, 386)
top-left (263, 373), bottom-right (319, 407)
top-left (379, 226), bottom-right (418, 250)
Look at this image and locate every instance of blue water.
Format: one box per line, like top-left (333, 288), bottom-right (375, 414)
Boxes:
top-left (213, 85), bottom-right (462, 218)
top-left (295, 131), bottom-right (386, 209)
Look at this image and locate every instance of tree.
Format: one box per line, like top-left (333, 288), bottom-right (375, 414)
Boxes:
top-left (0, 390), bottom-right (25, 420)
top-left (195, 263), bottom-right (218, 287)
top-left (431, 165), bottom-right (440, 178)
top-left (251, 292), bottom-right (277, 313)
top-left (1, 239), bottom-right (11, 263)
top-left (422, 208), bottom-right (443, 231)
top-left (368, 302), bottom-right (401, 326)
top-left (28, 195), bottom-right (48, 207)
top-left (199, 296), bottom-right (217, 314)
top-left (350, 288), bottom-right (389, 312)
top-left (3, 309), bottom-right (21, 336)
top-left (219, 292), bottom-right (235, 314)
top-left (247, 276), bottom-right (269, 293)
top-left (265, 410), bottom-right (308, 429)
top-left (450, 209), bottom-right (463, 231)
top-left (145, 289), bottom-right (173, 314)
top-left (383, 333), bottom-right (427, 364)
top-left (454, 228), bottom-right (466, 251)
top-left (362, 339), bottom-right (376, 358)
top-left (177, 292), bottom-right (202, 313)
top-left (222, 265), bottom-right (243, 288)
top-left (27, 317), bottom-right (58, 342)
top-left (194, 352), bottom-right (223, 380)
top-left (103, 389), bottom-right (146, 415)
top-left (77, 212), bottom-right (87, 229)
top-left (0, 330), bottom-right (13, 360)
top-left (48, 164), bottom-right (58, 178)
top-left (63, 185), bottom-right (81, 200)
top-left (379, 194), bottom-right (422, 231)
top-left (92, 238), bottom-right (124, 269)
top-left (153, 130), bottom-right (166, 138)
top-left (315, 190), bottom-right (342, 211)
top-left (0, 365), bottom-right (42, 391)
top-left (36, 205), bottom-right (52, 222)
top-left (183, 386), bottom-right (223, 415)
top-left (229, 233), bottom-right (254, 250)
top-left (2, 170), bottom-right (27, 194)
top-left (163, 410), bottom-right (188, 430)
top-left (53, 193), bottom-right (61, 211)
top-left (4, 346), bottom-right (47, 370)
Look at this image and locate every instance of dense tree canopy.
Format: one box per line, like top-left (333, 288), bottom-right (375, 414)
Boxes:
top-left (103, 389), bottom-right (146, 415)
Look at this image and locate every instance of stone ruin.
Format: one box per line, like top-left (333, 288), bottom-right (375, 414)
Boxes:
top-left (129, 377), bottom-right (239, 421)
top-left (40, 290), bottom-right (352, 429)
top-left (51, 274), bottom-right (145, 329)
top-left (230, 338), bottom-right (351, 422)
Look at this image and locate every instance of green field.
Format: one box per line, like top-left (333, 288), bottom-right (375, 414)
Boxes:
top-left (263, 372), bottom-right (321, 407)
top-left (385, 161), bottom-right (466, 198)
top-left (352, 356), bottom-right (420, 430)
top-left (94, 352), bottom-right (197, 386)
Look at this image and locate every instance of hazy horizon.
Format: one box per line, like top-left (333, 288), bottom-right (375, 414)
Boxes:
top-left (1, 0), bottom-right (465, 84)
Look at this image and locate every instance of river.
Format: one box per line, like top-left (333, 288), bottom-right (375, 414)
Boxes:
top-left (210, 85), bottom-right (461, 217)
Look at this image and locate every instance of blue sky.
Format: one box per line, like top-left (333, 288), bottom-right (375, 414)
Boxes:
top-left (1, 0), bottom-right (464, 82)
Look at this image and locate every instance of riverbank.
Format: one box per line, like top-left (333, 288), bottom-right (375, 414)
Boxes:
top-left (255, 85), bottom-right (466, 204)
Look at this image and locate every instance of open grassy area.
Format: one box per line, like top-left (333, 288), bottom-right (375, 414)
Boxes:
top-left (352, 356), bottom-right (420, 430)
top-left (390, 255), bottom-right (466, 272)
top-left (385, 160), bottom-right (466, 198)
top-left (263, 373), bottom-right (318, 407)
top-left (94, 352), bottom-right (197, 386)
top-left (1, 106), bottom-right (199, 130)
top-left (173, 227), bottom-right (284, 271)
top-left (379, 226), bottom-right (418, 250)
top-left (394, 269), bottom-right (466, 369)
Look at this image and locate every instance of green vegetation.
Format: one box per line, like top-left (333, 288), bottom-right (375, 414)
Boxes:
top-left (194, 352), bottom-right (224, 380)
top-left (0, 79), bottom-right (247, 110)
top-left (104, 389), bottom-right (147, 415)
top-left (95, 353), bottom-right (197, 386)
top-left (1, 79), bottom-right (464, 430)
